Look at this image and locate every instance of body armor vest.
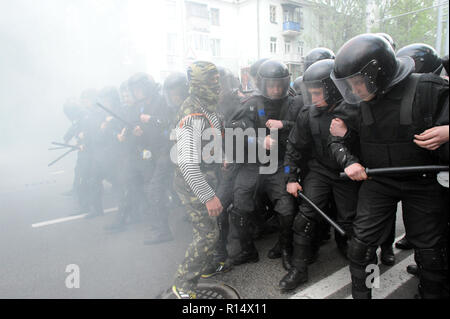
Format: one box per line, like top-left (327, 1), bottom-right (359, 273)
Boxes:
top-left (359, 74), bottom-right (437, 168)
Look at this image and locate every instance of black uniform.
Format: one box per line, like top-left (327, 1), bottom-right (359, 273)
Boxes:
top-left (330, 73), bottom-right (449, 299)
top-left (285, 103), bottom-right (360, 236)
top-left (230, 93), bottom-right (302, 267)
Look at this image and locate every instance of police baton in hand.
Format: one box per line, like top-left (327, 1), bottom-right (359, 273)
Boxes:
top-left (297, 191), bottom-right (346, 236)
top-left (96, 102), bottom-right (134, 128)
top-left (339, 165), bottom-right (449, 179)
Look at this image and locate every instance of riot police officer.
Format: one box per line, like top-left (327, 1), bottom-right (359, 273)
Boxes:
top-left (229, 60), bottom-right (302, 271)
top-left (143, 72), bottom-right (190, 244)
top-left (329, 34), bottom-right (449, 299)
top-left (304, 47), bottom-right (335, 71)
top-left (279, 59), bottom-right (360, 291)
top-left (397, 43), bottom-right (443, 75)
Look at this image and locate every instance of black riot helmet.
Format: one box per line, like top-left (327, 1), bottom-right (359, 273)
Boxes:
top-left (376, 33), bottom-right (396, 51)
top-left (257, 60), bottom-right (291, 100)
top-left (304, 48), bottom-right (335, 71)
top-left (249, 58), bottom-right (270, 90)
top-left (331, 33), bottom-right (414, 104)
top-left (301, 59), bottom-right (342, 107)
top-left (163, 72), bottom-right (189, 108)
top-left (292, 76), bottom-right (303, 95)
top-left (396, 43), bottom-right (443, 74)
top-left (127, 72), bottom-right (158, 102)
top-left (98, 86), bottom-right (121, 113)
top-left (217, 66), bottom-right (240, 94)
top-left (442, 55), bottom-right (449, 77)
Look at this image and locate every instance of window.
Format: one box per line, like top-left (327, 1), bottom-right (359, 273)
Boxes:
top-left (270, 5), bottom-right (276, 23)
top-left (270, 37), bottom-right (277, 53)
top-left (192, 33), bottom-right (209, 51)
top-left (211, 8), bottom-right (220, 26)
top-left (166, 0), bottom-right (176, 20)
top-left (285, 40), bottom-right (291, 54)
top-left (283, 7), bottom-right (300, 23)
top-left (186, 1), bottom-right (209, 19)
top-left (298, 41), bottom-right (304, 56)
top-left (210, 38), bottom-right (221, 56)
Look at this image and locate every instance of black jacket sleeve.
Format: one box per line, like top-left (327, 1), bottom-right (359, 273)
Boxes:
top-left (283, 107), bottom-right (312, 183)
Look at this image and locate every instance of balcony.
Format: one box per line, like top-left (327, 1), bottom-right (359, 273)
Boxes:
top-left (282, 21), bottom-right (301, 38)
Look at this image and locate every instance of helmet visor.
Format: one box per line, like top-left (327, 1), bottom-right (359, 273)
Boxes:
top-left (331, 60), bottom-right (380, 104)
top-left (260, 76), bottom-right (290, 100)
top-left (300, 80), bottom-right (329, 107)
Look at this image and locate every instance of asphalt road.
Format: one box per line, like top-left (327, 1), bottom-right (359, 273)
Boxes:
top-left (0, 155), bottom-right (418, 299)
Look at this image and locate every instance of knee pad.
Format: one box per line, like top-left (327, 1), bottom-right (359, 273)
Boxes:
top-left (230, 208), bottom-right (252, 229)
top-left (347, 237), bottom-right (377, 267)
top-left (292, 213), bottom-right (317, 245)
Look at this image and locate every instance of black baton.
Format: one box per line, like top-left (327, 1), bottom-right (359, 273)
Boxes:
top-left (96, 102), bottom-right (134, 128)
top-left (340, 165), bottom-right (449, 179)
top-left (48, 148), bottom-right (77, 167)
top-left (297, 191), bottom-right (346, 236)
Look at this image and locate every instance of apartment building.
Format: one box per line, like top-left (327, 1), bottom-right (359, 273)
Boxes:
top-left (147, 0), bottom-right (328, 82)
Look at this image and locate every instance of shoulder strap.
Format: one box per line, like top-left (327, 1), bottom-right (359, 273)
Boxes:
top-left (360, 102), bottom-right (375, 126)
top-left (278, 97), bottom-right (291, 120)
top-left (400, 73), bottom-right (421, 125)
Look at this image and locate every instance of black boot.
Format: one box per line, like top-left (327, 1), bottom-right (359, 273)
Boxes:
top-left (415, 248), bottom-right (449, 299)
top-left (406, 264), bottom-right (419, 276)
top-left (380, 244), bottom-right (395, 266)
top-left (348, 238), bottom-right (378, 299)
top-left (267, 240), bottom-right (282, 259)
top-left (395, 235), bottom-right (413, 250)
top-left (231, 210), bottom-right (259, 266)
top-left (278, 245), bottom-right (308, 291)
top-left (278, 215), bottom-right (294, 271)
top-left (232, 240), bottom-right (259, 265)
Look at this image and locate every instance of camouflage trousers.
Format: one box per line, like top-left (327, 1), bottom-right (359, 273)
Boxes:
top-left (173, 168), bottom-right (220, 291)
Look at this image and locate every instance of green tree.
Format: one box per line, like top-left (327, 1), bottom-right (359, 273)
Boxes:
top-left (370, 0), bottom-right (440, 50)
top-left (308, 0), bottom-right (368, 52)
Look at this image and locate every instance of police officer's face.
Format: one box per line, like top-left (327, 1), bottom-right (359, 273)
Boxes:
top-left (167, 89), bottom-right (184, 108)
top-left (347, 76), bottom-right (375, 102)
top-left (308, 87), bottom-right (327, 107)
top-left (121, 90), bottom-right (134, 107)
top-left (266, 80), bottom-right (284, 99)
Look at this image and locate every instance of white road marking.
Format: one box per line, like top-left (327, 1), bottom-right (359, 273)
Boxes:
top-left (370, 254), bottom-right (415, 299)
top-left (31, 207), bottom-right (118, 228)
top-left (49, 170), bottom-right (65, 175)
top-left (290, 235), bottom-right (410, 299)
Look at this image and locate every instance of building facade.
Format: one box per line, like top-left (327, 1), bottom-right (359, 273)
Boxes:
top-left (150, 0), bottom-right (328, 83)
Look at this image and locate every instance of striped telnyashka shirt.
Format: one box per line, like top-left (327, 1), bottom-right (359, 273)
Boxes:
top-left (176, 106), bottom-right (223, 204)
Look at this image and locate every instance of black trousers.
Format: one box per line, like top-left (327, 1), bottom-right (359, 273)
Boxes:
top-left (354, 177), bottom-right (447, 248)
top-left (297, 170), bottom-right (360, 231)
top-left (349, 176), bottom-right (448, 298)
top-left (233, 164), bottom-right (296, 217)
